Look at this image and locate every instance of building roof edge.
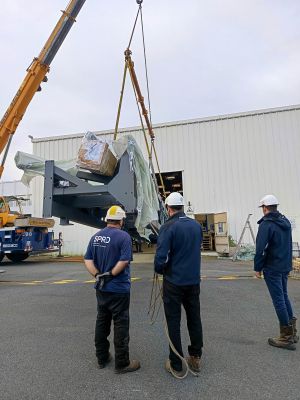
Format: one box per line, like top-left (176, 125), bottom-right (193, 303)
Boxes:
top-left (31, 104), bottom-right (300, 143)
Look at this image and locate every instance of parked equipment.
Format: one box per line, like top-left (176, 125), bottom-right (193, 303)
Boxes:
top-left (0, 0), bottom-right (86, 178)
top-left (0, 196), bottom-right (60, 263)
top-left (0, 226), bottom-right (60, 263)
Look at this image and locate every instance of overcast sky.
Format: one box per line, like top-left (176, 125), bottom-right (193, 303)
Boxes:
top-left (1, 0), bottom-right (300, 181)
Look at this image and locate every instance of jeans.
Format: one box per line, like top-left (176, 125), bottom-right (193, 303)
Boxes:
top-left (263, 270), bottom-right (294, 326)
top-left (163, 279), bottom-right (203, 371)
top-left (95, 291), bottom-right (130, 369)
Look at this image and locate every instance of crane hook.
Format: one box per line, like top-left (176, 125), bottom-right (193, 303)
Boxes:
top-left (136, 0), bottom-right (143, 4)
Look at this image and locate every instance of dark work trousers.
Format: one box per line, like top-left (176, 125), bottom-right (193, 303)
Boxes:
top-left (263, 270), bottom-right (294, 326)
top-left (163, 279), bottom-right (203, 371)
top-left (95, 291), bottom-right (130, 369)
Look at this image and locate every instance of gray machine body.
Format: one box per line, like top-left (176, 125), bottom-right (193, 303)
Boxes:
top-left (43, 153), bottom-right (138, 233)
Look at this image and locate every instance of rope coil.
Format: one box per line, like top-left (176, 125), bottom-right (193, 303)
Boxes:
top-left (148, 274), bottom-right (200, 379)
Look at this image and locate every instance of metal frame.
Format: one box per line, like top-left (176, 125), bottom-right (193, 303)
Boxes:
top-left (43, 152), bottom-right (137, 230)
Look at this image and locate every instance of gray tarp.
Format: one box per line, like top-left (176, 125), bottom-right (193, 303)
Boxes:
top-left (113, 135), bottom-right (159, 230)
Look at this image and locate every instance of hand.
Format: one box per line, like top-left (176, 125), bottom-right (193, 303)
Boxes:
top-left (94, 271), bottom-right (114, 290)
top-left (255, 271), bottom-right (262, 279)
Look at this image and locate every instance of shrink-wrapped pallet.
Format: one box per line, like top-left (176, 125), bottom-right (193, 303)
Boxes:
top-left (77, 132), bottom-right (117, 176)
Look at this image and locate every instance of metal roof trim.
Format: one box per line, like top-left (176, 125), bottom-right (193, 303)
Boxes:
top-left (31, 104), bottom-right (300, 143)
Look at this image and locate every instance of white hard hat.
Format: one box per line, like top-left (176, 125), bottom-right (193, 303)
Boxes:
top-left (259, 194), bottom-right (279, 207)
top-left (105, 205), bottom-right (126, 221)
top-left (165, 192), bottom-right (184, 206)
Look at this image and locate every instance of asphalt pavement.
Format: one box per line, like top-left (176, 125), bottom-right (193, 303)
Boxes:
top-left (1, 257), bottom-right (300, 400)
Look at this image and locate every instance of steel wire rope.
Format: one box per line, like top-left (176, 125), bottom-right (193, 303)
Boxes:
top-left (139, 5), bottom-right (152, 125)
top-left (127, 5), bottom-right (141, 50)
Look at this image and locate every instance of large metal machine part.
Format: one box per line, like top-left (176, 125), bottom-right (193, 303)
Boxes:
top-left (43, 152), bottom-right (138, 232)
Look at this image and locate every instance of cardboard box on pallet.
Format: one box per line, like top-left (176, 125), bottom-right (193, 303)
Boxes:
top-left (293, 258), bottom-right (300, 272)
top-left (77, 132), bottom-right (117, 176)
top-left (14, 217), bottom-right (55, 228)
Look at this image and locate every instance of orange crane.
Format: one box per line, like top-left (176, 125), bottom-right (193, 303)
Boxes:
top-left (0, 1), bottom-right (86, 261)
top-left (0, 0), bottom-right (86, 179)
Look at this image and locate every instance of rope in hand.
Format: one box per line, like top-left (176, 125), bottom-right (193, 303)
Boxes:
top-left (148, 273), bottom-right (200, 379)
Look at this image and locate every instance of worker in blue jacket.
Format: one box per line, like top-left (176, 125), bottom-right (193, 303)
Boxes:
top-left (154, 192), bottom-right (203, 377)
top-left (254, 194), bottom-right (298, 350)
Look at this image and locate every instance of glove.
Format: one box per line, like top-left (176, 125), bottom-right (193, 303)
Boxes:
top-left (94, 271), bottom-right (114, 290)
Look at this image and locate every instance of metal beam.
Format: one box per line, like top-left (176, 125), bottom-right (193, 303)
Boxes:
top-left (43, 160), bottom-right (54, 218)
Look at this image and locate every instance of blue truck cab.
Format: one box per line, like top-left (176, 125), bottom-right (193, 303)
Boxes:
top-left (0, 226), bottom-right (60, 263)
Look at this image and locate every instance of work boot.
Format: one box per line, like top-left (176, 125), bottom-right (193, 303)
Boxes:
top-left (186, 355), bottom-right (202, 373)
top-left (290, 317), bottom-right (299, 343)
top-left (268, 325), bottom-right (296, 350)
top-left (115, 360), bottom-right (141, 374)
top-left (165, 359), bottom-right (186, 378)
top-left (97, 352), bottom-right (112, 369)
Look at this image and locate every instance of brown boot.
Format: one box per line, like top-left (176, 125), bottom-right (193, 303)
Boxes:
top-left (268, 325), bottom-right (296, 350)
top-left (290, 317), bottom-right (299, 343)
top-left (186, 355), bottom-right (202, 373)
top-left (115, 360), bottom-right (141, 374)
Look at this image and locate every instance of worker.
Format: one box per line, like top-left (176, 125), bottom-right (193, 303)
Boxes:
top-left (84, 205), bottom-right (141, 373)
top-left (154, 192), bottom-right (203, 377)
top-left (254, 194), bottom-right (298, 350)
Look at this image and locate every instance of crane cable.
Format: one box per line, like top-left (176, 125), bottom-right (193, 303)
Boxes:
top-left (138, 3), bottom-right (166, 195)
top-left (113, 0), bottom-right (166, 197)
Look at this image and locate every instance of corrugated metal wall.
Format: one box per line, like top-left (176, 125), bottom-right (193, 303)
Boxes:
top-left (32, 105), bottom-right (300, 255)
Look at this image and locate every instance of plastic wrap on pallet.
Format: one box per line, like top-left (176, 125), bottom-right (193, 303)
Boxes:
top-left (234, 244), bottom-right (256, 261)
top-left (15, 151), bottom-right (78, 186)
top-left (113, 135), bottom-right (159, 230)
top-left (77, 132), bottom-right (117, 176)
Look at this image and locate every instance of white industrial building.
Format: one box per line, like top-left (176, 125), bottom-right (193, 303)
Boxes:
top-left (29, 104), bottom-right (300, 255)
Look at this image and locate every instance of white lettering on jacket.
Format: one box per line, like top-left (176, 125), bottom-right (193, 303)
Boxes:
top-left (94, 235), bottom-right (111, 244)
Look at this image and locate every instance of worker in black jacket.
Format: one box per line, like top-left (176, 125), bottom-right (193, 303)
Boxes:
top-left (254, 194), bottom-right (298, 350)
top-left (154, 192), bottom-right (203, 377)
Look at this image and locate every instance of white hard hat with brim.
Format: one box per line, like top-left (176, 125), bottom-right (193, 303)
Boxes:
top-left (259, 194), bottom-right (279, 207)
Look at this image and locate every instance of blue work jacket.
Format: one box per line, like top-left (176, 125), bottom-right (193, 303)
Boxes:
top-left (254, 211), bottom-right (292, 273)
top-left (154, 212), bottom-right (202, 285)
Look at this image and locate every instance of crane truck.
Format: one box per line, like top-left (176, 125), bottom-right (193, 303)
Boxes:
top-left (0, 0), bottom-right (86, 262)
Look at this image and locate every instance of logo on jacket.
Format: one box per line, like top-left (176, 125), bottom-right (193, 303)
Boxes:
top-left (94, 235), bottom-right (111, 244)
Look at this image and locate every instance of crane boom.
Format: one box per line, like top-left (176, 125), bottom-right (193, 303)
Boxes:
top-left (0, 0), bottom-right (86, 178)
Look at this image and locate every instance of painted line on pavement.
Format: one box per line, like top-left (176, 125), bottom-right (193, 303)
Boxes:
top-left (0, 277), bottom-right (143, 286)
top-left (1, 274), bottom-right (298, 286)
